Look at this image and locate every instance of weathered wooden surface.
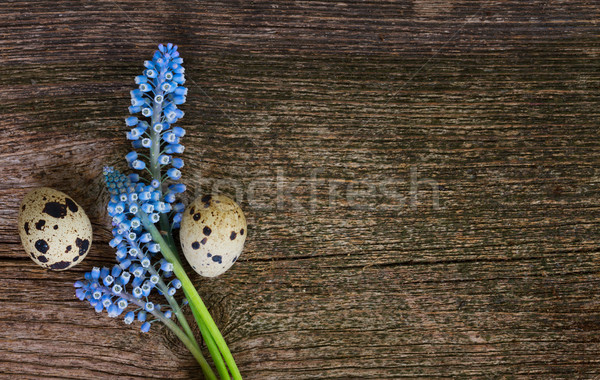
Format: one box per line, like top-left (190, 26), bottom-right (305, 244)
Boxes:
top-left (1, 0), bottom-right (599, 378)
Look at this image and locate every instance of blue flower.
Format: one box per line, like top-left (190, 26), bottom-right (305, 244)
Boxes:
top-left (76, 45), bottom-right (197, 350)
top-left (125, 44), bottom-right (187, 206)
top-left (169, 183), bottom-right (186, 194)
top-left (125, 117), bottom-right (138, 127)
top-left (140, 322), bottom-right (151, 333)
top-left (153, 123), bottom-right (164, 133)
top-left (172, 158), bottom-right (184, 169)
top-left (165, 143), bottom-right (184, 154)
top-left (141, 138), bottom-right (152, 148)
top-left (167, 168), bottom-right (181, 180)
top-left (76, 164), bottom-right (188, 332)
top-left (138, 311), bottom-right (147, 322)
top-left (124, 311), bottom-right (135, 324)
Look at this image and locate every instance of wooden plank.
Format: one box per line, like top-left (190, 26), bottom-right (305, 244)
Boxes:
top-left (0, 0), bottom-right (599, 378)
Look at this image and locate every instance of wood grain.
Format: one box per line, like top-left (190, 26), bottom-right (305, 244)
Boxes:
top-left (1, 0), bottom-right (599, 378)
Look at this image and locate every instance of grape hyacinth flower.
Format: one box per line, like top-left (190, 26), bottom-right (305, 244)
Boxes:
top-left (75, 44), bottom-right (241, 380)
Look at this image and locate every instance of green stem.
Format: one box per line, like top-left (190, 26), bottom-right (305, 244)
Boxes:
top-left (153, 268), bottom-right (200, 351)
top-left (141, 214), bottom-right (242, 380)
top-left (155, 242), bottom-right (229, 379)
top-left (101, 286), bottom-right (217, 380)
top-left (187, 287), bottom-right (231, 380)
top-left (179, 274), bottom-right (242, 380)
top-left (144, 66), bottom-right (236, 378)
top-left (161, 316), bottom-right (217, 380)
top-left (146, 225), bottom-right (229, 378)
top-left (124, 235), bottom-right (200, 352)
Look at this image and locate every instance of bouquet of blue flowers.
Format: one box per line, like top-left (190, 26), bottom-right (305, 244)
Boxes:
top-left (74, 44), bottom-right (241, 380)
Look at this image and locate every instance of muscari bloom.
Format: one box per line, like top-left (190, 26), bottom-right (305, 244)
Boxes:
top-left (74, 167), bottom-right (185, 331)
top-left (75, 43), bottom-right (188, 332)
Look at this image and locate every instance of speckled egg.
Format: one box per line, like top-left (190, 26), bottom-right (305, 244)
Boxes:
top-left (180, 194), bottom-right (247, 277)
top-left (18, 187), bottom-right (92, 271)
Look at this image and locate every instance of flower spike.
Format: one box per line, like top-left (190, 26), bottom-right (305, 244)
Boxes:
top-left (75, 45), bottom-right (239, 380)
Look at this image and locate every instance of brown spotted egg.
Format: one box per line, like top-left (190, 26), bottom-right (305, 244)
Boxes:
top-left (18, 187), bottom-right (92, 271)
top-left (180, 194), bottom-right (247, 277)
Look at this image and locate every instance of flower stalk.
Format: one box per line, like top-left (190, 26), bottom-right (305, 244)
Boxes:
top-left (74, 43), bottom-right (241, 379)
top-left (142, 214), bottom-right (240, 379)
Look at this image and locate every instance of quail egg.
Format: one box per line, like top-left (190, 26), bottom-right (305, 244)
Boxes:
top-left (18, 187), bottom-right (92, 270)
top-left (180, 194), bottom-right (246, 277)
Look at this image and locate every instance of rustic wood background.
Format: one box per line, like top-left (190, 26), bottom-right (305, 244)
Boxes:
top-left (1, 0), bottom-right (599, 378)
